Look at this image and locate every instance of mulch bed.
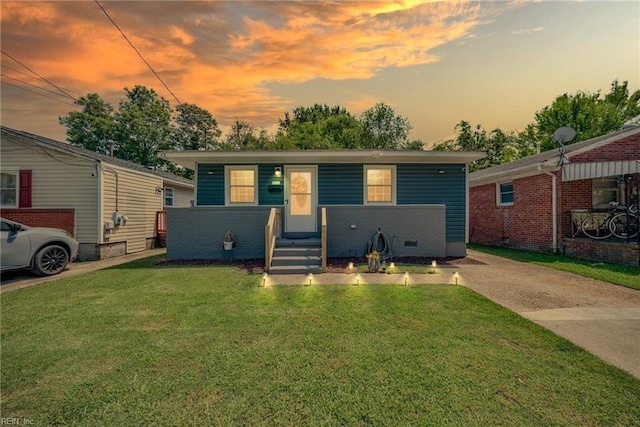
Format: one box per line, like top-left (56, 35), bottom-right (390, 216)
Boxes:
top-left (156, 256), bottom-right (485, 274)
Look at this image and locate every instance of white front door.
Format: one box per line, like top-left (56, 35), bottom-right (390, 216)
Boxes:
top-left (285, 166), bottom-right (317, 233)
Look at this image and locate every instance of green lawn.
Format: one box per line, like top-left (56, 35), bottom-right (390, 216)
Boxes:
top-left (1, 256), bottom-right (639, 426)
top-left (469, 243), bottom-right (640, 290)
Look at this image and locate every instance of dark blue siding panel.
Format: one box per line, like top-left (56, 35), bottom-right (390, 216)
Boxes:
top-left (318, 164), bottom-right (363, 205)
top-left (197, 164), bottom-right (224, 206)
top-left (258, 164), bottom-right (284, 206)
top-left (397, 164), bottom-right (466, 241)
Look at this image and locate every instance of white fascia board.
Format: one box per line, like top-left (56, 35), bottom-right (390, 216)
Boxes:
top-left (159, 150), bottom-right (486, 170)
top-left (469, 164), bottom-right (558, 187)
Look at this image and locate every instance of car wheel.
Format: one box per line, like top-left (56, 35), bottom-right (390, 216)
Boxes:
top-left (32, 245), bottom-right (69, 276)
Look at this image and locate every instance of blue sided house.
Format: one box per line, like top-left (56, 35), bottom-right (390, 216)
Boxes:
top-left (160, 150), bottom-right (484, 273)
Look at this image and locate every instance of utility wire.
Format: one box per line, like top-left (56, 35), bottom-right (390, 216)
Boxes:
top-left (0, 50), bottom-right (76, 101)
top-left (1, 64), bottom-right (83, 97)
top-left (94, 0), bottom-right (182, 105)
top-left (2, 74), bottom-right (76, 100)
top-left (1, 80), bottom-right (76, 106)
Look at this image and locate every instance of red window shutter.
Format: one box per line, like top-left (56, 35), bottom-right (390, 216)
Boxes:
top-left (19, 170), bottom-right (32, 208)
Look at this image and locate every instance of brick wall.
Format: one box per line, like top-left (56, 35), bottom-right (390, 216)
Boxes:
top-left (470, 174), bottom-right (554, 252)
top-left (562, 237), bottom-right (639, 267)
top-left (559, 179), bottom-right (592, 236)
top-left (0, 208), bottom-right (75, 236)
top-left (571, 134), bottom-right (640, 163)
top-left (166, 206), bottom-right (272, 260)
top-left (326, 205), bottom-right (448, 258)
top-left (167, 205), bottom-right (454, 260)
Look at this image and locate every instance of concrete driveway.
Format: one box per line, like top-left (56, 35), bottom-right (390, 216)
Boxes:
top-left (457, 250), bottom-right (640, 380)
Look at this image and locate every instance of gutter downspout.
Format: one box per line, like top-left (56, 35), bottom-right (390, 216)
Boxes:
top-left (538, 165), bottom-right (558, 253)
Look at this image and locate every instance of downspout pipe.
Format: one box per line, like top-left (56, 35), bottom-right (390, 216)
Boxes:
top-left (538, 165), bottom-right (558, 253)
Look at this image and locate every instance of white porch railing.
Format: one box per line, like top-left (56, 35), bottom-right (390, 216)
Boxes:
top-left (321, 207), bottom-right (327, 273)
top-left (265, 208), bottom-right (282, 272)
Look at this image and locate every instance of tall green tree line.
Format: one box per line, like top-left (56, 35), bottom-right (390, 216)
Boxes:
top-left (60, 92), bottom-right (422, 178)
top-left (433, 79), bottom-right (640, 171)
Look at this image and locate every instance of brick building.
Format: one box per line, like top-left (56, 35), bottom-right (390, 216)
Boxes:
top-left (469, 127), bottom-right (640, 266)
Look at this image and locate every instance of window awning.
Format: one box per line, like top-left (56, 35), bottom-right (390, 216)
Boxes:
top-left (561, 160), bottom-right (640, 182)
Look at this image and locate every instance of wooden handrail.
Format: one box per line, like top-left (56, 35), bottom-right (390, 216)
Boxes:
top-left (321, 207), bottom-right (327, 273)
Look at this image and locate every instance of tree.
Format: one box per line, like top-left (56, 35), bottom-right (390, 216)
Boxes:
top-left (359, 102), bottom-right (412, 149)
top-left (533, 79), bottom-right (640, 150)
top-left (58, 93), bottom-right (116, 153)
top-left (223, 120), bottom-right (272, 150)
top-left (432, 121), bottom-right (524, 171)
top-left (172, 103), bottom-right (221, 151)
top-left (113, 86), bottom-right (173, 167)
top-left (276, 104), bottom-right (362, 150)
top-left (278, 104), bottom-right (349, 134)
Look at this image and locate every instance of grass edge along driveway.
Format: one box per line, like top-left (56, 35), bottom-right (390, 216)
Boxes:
top-left (469, 243), bottom-right (640, 291)
top-left (1, 256), bottom-right (639, 426)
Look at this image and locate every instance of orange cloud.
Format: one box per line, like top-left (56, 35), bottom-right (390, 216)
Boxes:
top-left (1, 0), bottom-right (510, 130)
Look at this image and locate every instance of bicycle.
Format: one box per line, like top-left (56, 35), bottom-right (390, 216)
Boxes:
top-left (608, 203), bottom-right (638, 239)
top-left (581, 202), bottom-right (638, 240)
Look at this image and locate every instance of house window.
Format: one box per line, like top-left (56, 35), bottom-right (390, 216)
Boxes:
top-left (592, 177), bottom-right (620, 209)
top-left (1, 171), bottom-right (18, 207)
top-left (164, 188), bottom-right (174, 206)
top-left (497, 181), bottom-right (514, 206)
top-left (364, 165), bottom-right (396, 204)
top-left (226, 166), bottom-right (257, 205)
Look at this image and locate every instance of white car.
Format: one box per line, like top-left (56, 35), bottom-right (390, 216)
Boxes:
top-left (1, 218), bottom-right (79, 276)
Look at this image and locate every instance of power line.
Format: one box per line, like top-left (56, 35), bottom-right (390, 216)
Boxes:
top-left (94, 0), bottom-right (182, 105)
top-left (2, 74), bottom-right (76, 100)
top-left (1, 64), bottom-right (83, 97)
top-left (0, 50), bottom-right (76, 101)
top-left (1, 80), bottom-right (76, 106)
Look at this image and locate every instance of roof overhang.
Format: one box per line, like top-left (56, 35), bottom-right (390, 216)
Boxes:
top-left (560, 160), bottom-right (640, 182)
top-left (469, 165), bottom-right (554, 187)
top-left (159, 150), bottom-right (486, 170)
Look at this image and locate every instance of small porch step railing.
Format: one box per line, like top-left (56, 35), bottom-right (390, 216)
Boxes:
top-left (265, 207), bottom-right (327, 273)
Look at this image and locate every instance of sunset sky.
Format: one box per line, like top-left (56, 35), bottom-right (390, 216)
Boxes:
top-left (1, 1), bottom-right (638, 146)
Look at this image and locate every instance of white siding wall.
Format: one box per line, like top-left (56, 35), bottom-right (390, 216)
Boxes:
top-left (167, 183), bottom-right (194, 207)
top-left (0, 136), bottom-right (99, 243)
top-left (102, 165), bottom-right (163, 253)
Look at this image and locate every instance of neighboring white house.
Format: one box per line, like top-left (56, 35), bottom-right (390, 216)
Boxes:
top-left (0, 126), bottom-right (194, 260)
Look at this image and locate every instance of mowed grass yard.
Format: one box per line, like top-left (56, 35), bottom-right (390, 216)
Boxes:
top-left (1, 256), bottom-right (639, 426)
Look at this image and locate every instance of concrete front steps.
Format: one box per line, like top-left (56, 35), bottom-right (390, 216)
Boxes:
top-left (268, 238), bottom-right (323, 274)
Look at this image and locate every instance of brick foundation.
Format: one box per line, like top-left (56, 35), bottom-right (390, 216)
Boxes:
top-left (562, 238), bottom-right (639, 267)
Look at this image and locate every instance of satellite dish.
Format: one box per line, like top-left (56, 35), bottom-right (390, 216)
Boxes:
top-left (553, 127), bottom-right (576, 144)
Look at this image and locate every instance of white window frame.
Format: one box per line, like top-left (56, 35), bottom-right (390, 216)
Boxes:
top-left (225, 165), bottom-right (258, 206)
top-left (364, 165), bottom-right (396, 205)
top-left (592, 177), bottom-right (621, 209)
top-left (497, 181), bottom-right (514, 206)
top-left (0, 170), bottom-right (19, 208)
top-left (163, 187), bottom-right (174, 207)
